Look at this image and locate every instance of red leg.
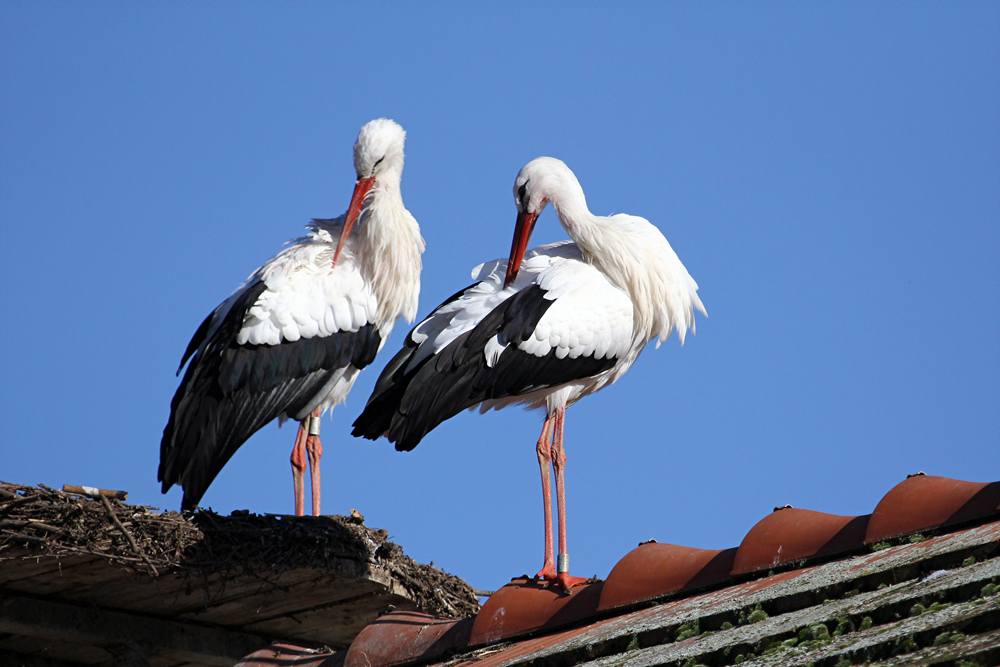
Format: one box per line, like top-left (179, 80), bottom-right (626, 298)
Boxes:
top-left (534, 416), bottom-right (556, 583)
top-left (553, 408), bottom-right (569, 560)
top-left (291, 422), bottom-right (307, 516)
top-left (305, 408), bottom-right (323, 516)
top-left (550, 407), bottom-right (588, 593)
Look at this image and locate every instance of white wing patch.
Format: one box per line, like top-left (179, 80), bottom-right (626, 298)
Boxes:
top-left (404, 242), bottom-right (583, 374)
top-left (516, 261), bottom-right (633, 361)
top-left (405, 278), bottom-right (512, 372)
top-left (484, 335), bottom-right (507, 368)
top-left (235, 222), bottom-right (378, 346)
top-left (404, 241), bottom-right (631, 372)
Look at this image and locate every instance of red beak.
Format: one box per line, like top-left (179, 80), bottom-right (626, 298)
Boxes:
top-left (504, 209), bottom-right (539, 288)
top-left (333, 175), bottom-right (376, 269)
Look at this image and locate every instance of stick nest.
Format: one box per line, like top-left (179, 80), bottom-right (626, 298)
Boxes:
top-left (0, 482), bottom-right (479, 619)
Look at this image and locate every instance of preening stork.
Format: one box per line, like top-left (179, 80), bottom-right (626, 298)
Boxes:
top-left (353, 156), bottom-right (706, 592)
top-left (159, 118), bottom-right (424, 516)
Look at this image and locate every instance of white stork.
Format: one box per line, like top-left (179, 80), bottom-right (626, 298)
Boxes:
top-left (160, 118), bottom-right (424, 516)
top-left (353, 156), bottom-right (706, 592)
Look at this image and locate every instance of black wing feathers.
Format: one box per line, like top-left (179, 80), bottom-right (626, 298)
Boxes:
top-left (177, 281), bottom-right (268, 375)
top-left (350, 283), bottom-right (478, 441)
top-left (178, 311), bottom-right (214, 376)
top-left (352, 284), bottom-right (617, 452)
top-left (159, 283), bottom-right (381, 510)
top-left (498, 284), bottom-right (551, 346)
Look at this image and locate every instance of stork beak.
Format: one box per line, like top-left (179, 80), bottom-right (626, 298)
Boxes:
top-left (333, 175), bottom-right (376, 269)
top-left (504, 209), bottom-right (539, 288)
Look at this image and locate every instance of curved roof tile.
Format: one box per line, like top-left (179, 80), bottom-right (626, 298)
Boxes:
top-left (598, 543), bottom-right (737, 611)
top-left (732, 508), bottom-right (870, 575)
top-left (344, 612), bottom-right (472, 667)
top-left (468, 578), bottom-right (602, 646)
top-left (866, 474), bottom-right (1000, 543)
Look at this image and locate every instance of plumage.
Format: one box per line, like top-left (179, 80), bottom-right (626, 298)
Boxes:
top-left (354, 157), bottom-right (705, 592)
top-left (160, 118), bottom-right (424, 514)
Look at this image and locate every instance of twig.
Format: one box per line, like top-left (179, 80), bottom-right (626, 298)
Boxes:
top-left (0, 519), bottom-right (66, 536)
top-left (1, 532), bottom-right (48, 545)
top-left (1, 496), bottom-right (50, 512)
top-left (100, 495), bottom-right (158, 577)
top-left (64, 485), bottom-right (128, 501)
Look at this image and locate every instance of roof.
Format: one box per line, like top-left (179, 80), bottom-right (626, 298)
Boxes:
top-left (238, 473), bottom-right (1000, 667)
top-left (0, 483), bottom-right (479, 666)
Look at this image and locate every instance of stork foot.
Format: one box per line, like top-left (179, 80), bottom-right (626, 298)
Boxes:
top-left (533, 564), bottom-right (557, 584)
top-left (534, 564), bottom-right (589, 594)
top-left (546, 572), bottom-right (590, 594)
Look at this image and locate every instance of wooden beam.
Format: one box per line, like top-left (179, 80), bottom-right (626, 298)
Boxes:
top-left (0, 593), bottom-right (267, 666)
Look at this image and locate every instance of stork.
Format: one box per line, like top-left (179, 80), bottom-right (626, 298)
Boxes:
top-left (159, 118), bottom-right (424, 516)
top-left (353, 157), bottom-right (706, 592)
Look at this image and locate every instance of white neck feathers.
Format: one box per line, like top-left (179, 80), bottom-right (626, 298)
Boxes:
top-left (355, 178), bottom-right (425, 330)
top-left (550, 182), bottom-right (705, 350)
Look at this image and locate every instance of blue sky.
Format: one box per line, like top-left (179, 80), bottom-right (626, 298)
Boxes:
top-left (1, 3), bottom-right (997, 593)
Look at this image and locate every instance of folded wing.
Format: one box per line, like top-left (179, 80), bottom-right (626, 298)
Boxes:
top-left (352, 242), bottom-right (633, 451)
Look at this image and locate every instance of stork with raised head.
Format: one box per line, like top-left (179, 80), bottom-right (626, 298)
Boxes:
top-left (160, 118), bottom-right (424, 516)
top-left (353, 156), bottom-right (706, 592)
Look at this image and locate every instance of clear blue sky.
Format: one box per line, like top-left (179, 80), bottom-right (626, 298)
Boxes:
top-left (2, 3), bottom-right (997, 593)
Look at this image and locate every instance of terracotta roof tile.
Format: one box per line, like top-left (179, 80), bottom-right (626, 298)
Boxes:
top-left (344, 612), bottom-right (472, 667)
top-left (598, 544), bottom-right (737, 611)
top-left (731, 508), bottom-right (869, 575)
top-left (236, 644), bottom-right (343, 667)
top-left (865, 474), bottom-right (1000, 543)
top-left (469, 577), bottom-right (603, 645)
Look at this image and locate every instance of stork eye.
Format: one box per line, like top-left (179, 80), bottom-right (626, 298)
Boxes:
top-left (371, 156), bottom-right (385, 176)
top-left (517, 182), bottom-right (528, 205)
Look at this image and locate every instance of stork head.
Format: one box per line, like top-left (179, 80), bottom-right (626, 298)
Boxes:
top-left (353, 117), bottom-right (406, 182)
top-left (334, 118), bottom-right (407, 268)
top-left (505, 157), bottom-right (582, 287)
